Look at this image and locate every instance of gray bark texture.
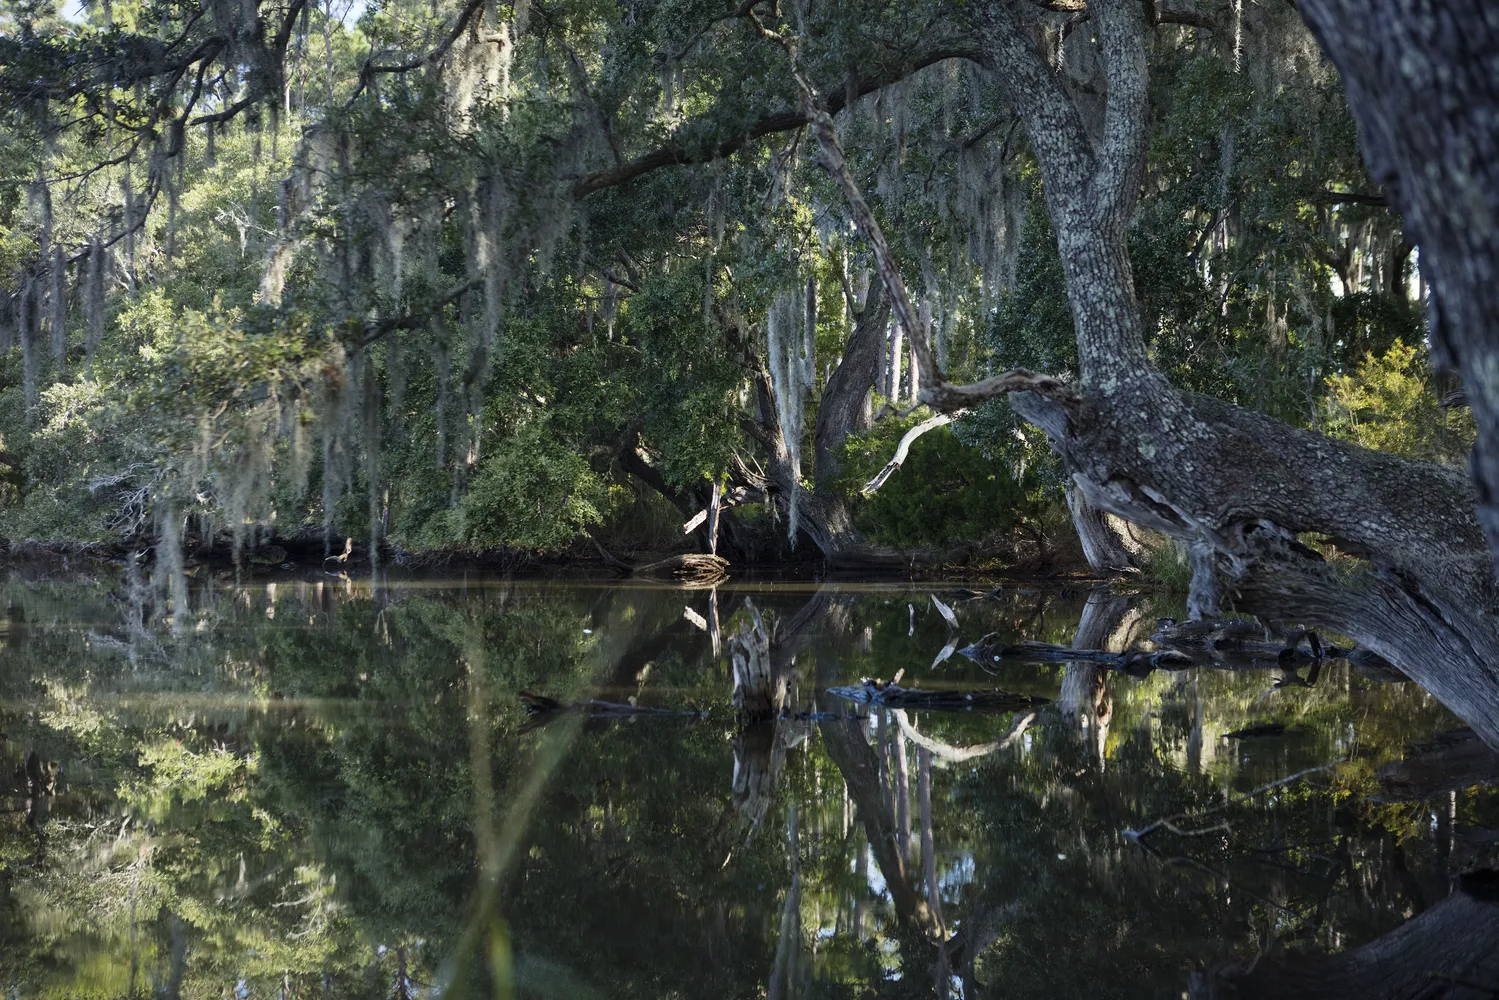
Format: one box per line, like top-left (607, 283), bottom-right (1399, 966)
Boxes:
top-left (814, 285), bottom-right (891, 491)
top-left (1296, 1), bottom-right (1499, 565)
top-left (889, 0), bottom-right (1499, 746)
top-left (1066, 485), bottom-right (1139, 574)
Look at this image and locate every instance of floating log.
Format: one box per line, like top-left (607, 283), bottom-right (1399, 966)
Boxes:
top-left (1153, 618), bottom-right (1344, 659)
top-left (960, 637), bottom-right (1194, 673)
top-left (961, 628), bottom-right (1362, 676)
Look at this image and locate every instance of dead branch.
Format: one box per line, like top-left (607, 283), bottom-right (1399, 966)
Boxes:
top-left (861, 413), bottom-right (955, 494)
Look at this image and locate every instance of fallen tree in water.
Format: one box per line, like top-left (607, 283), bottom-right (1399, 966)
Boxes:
top-left (962, 616), bottom-right (1349, 679)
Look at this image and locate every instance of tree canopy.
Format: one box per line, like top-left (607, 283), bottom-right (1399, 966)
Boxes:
top-left (0, 0), bottom-right (1449, 567)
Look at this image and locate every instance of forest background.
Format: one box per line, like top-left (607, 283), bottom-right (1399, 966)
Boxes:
top-left (0, 0), bottom-right (1470, 578)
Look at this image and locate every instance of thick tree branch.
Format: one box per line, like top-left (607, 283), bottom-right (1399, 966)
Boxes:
top-left (348, 0), bottom-right (488, 104)
top-left (570, 47), bottom-right (983, 199)
top-left (359, 278), bottom-right (482, 347)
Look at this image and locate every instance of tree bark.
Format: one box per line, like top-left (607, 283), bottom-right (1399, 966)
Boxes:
top-left (749, 362), bottom-right (908, 567)
top-left (907, 1), bottom-right (1499, 745)
top-left (1066, 485), bottom-right (1139, 575)
top-left (815, 284), bottom-right (891, 492)
top-left (1296, 1), bottom-right (1499, 568)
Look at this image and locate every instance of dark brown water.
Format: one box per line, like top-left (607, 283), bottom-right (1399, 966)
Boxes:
top-left (1, 575), bottom-right (1496, 998)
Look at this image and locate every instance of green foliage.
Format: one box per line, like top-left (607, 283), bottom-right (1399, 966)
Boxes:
top-left (455, 424), bottom-right (608, 550)
top-left (1323, 339), bottom-right (1475, 464)
top-left (837, 413), bottom-right (1045, 552)
top-left (0, 0), bottom-right (1451, 574)
top-left (0, 579), bottom-right (1483, 997)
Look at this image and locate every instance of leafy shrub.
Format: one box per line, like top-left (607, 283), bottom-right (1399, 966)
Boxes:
top-left (454, 426), bottom-right (607, 550)
top-left (836, 414), bottom-right (1044, 552)
top-left (1322, 339), bottom-right (1474, 465)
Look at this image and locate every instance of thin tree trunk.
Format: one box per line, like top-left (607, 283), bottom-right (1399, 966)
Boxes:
top-left (911, 299), bottom-right (928, 405)
top-left (888, 322), bottom-right (903, 404)
top-left (891, 715), bottom-right (911, 860)
top-left (917, 746), bottom-right (944, 932)
top-left (819, 716), bottom-right (939, 937)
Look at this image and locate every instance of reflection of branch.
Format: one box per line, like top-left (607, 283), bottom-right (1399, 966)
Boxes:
top-left (891, 709), bottom-right (1035, 763)
top-left (1123, 762), bottom-right (1340, 842)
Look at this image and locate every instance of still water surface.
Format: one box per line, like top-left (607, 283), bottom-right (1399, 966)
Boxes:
top-left (2, 575), bottom-right (1497, 998)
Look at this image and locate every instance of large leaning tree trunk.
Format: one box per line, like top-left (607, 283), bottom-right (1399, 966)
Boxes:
top-left (782, 0), bottom-right (1499, 746)
top-left (1295, 1), bottom-right (1499, 566)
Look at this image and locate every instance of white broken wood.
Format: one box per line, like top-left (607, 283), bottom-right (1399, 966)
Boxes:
top-left (931, 593), bottom-right (959, 631)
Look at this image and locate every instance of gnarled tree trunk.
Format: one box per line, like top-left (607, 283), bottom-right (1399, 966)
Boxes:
top-left (804, 0), bottom-right (1499, 745)
top-left (984, 0), bottom-right (1499, 746)
top-left (748, 291), bottom-right (910, 566)
top-left (1066, 485), bottom-right (1140, 575)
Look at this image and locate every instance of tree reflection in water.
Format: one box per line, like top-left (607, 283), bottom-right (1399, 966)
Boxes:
top-left (0, 575), bottom-right (1495, 997)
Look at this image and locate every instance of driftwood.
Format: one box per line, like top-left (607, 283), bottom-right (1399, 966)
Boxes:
top-left (590, 537), bottom-right (730, 586)
top-left (630, 553), bottom-right (730, 586)
top-left (1375, 728), bottom-right (1499, 802)
top-left (826, 680), bottom-right (1047, 714)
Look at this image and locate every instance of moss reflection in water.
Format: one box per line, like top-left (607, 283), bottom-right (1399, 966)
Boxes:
top-left (0, 577), bottom-right (1494, 998)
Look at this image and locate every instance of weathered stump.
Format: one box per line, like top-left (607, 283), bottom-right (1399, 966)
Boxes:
top-left (729, 599), bottom-right (785, 721)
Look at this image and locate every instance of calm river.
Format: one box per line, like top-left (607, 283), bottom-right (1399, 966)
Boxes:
top-left (1, 574), bottom-right (1496, 998)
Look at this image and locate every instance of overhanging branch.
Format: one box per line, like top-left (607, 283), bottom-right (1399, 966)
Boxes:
top-left (570, 46), bottom-right (982, 199)
top-left (862, 412), bottom-right (955, 495)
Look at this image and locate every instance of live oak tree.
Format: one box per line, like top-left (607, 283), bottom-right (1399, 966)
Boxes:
top-left (3, 0), bottom-right (1498, 741)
